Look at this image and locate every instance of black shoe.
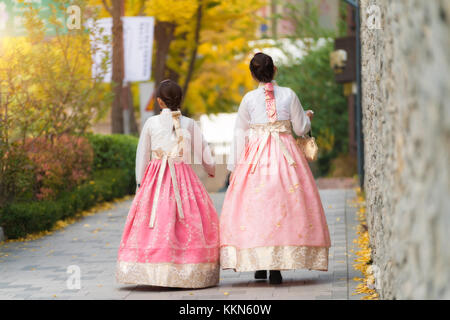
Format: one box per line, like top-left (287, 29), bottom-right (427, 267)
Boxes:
top-left (269, 270), bottom-right (282, 284)
top-left (254, 270), bottom-right (267, 280)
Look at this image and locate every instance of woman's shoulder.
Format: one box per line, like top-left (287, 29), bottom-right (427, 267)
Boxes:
top-left (243, 84), bottom-right (295, 95)
top-left (241, 87), bottom-right (262, 103)
top-left (179, 115), bottom-right (196, 128)
top-left (275, 84), bottom-right (296, 95)
top-left (142, 112), bottom-right (165, 128)
top-left (179, 114), bottom-right (193, 122)
top-left (277, 86), bottom-right (300, 103)
top-left (143, 115), bottom-right (156, 127)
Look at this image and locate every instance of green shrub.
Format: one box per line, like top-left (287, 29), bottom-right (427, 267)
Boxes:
top-left (24, 134), bottom-right (94, 200)
top-left (0, 135), bottom-right (94, 205)
top-left (0, 133), bottom-right (139, 239)
top-left (277, 41), bottom-right (349, 176)
top-left (87, 134), bottom-right (138, 173)
top-left (0, 169), bottom-right (130, 239)
top-left (87, 134), bottom-right (138, 191)
top-left (0, 143), bottom-right (36, 205)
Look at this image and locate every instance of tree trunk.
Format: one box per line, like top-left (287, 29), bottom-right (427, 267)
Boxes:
top-left (271, 0), bottom-right (278, 40)
top-left (110, 0), bottom-right (125, 133)
top-left (125, 84), bottom-right (139, 134)
top-left (167, 67), bottom-right (180, 83)
top-left (153, 21), bottom-right (176, 114)
top-left (181, 1), bottom-right (203, 110)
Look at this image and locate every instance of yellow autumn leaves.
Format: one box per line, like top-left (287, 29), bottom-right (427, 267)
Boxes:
top-left (144, 0), bottom-right (199, 22)
top-left (91, 0), bottom-right (265, 115)
top-left (167, 0), bottom-right (266, 115)
top-left (351, 187), bottom-right (379, 300)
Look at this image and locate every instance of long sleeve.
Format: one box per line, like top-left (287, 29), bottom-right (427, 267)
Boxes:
top-left (135, 119), bottom-right (152, 186)
top-left (290, 90), bottom-right (311, 136)
top-left (227, 95), bottom-right (251, 172)
top-left (192, 119), bottom-right (215, 176)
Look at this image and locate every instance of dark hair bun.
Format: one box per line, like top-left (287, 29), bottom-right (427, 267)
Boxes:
top-left (156, 79), bottom-right (183, 111)
top-left (250, 52), bottom-right (275, 83)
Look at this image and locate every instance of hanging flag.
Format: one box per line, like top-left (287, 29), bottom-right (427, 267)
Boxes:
top-left (89, 17), bottom-right (155, 83)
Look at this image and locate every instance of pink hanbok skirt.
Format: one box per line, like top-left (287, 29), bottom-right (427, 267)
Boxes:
top-left (116, 159), bottom-right (220, 288)
top-left (220, 133), bottom-right (331, 272)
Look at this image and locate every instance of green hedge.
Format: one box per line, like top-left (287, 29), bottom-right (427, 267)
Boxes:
top-left (0, 133), bottom-right (140, 240)
top-left (87, 134), bottom-right (138, 174)
top-left (0, 168), bottom-right (130, 239)
top-left (277, 41), bottom-right (348, 176)
top-left (87, 133), bottom-right (138, 192)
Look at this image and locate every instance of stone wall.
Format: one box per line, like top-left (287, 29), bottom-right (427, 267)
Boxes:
top-left (360, 0), bottom-right (450, 299)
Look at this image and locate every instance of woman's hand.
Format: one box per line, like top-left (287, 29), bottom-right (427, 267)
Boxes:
top-left (306, 110), bottom-right (314, 120)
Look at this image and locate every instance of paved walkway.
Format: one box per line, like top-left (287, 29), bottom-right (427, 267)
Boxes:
top-left (0, 190), bottom-right (364, 300)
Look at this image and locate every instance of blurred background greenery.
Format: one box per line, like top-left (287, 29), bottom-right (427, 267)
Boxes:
top-left (0, 0), bottom-right (357, 238)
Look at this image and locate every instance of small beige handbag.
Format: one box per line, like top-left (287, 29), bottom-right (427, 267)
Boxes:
top-left (297, 130), bottom-right (319, 162)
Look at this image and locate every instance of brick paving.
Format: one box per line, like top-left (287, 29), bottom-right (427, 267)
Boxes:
top-left (0, 189), bottom-right (364, 300)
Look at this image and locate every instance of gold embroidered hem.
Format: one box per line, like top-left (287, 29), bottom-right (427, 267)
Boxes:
top-left (116, 261), bottom-right (219, 288)
top-left (220, 245), bottom-right (329, 272)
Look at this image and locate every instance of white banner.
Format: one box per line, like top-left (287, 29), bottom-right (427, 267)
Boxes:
top-left (89, 17), bottom-right (154, 83)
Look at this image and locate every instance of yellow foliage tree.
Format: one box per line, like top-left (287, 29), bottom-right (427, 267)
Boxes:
top-left (144, 0), bottom-right (198, 22)
top-left (173, 0), bottom-right (265, 115)
top-left (143, 0), bottom-right (265, 116)
top-left (0, 0), bottom-right (111, 141)
top-left (0, 0), bottom-right (112, 203)
top-left (89, 0), bottom-right (266, 116)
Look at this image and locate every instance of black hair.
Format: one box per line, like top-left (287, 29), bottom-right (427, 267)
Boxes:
top-left (249, 52), bottom-right (275, 83)
top-left (156, 79), bottom-right (183, 111)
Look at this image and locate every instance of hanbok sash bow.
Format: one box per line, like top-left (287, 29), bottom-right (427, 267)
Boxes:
top-left (149, 111), bottom-right (184, 228)
top-left (250, 120), bottom-right (296, 174)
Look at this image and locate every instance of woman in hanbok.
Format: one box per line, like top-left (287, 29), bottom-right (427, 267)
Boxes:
top-left (116, 80), bottom-right (219, 288)
top-left (220, 53), bottom-right (331, 284)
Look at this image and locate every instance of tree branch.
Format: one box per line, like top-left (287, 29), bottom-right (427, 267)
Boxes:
top-left (181, 0), bottom-right (203, 108)
top-left (137, 0), bottom-right (146, 16)
top-left (102, 0), bottom-right (113, 15)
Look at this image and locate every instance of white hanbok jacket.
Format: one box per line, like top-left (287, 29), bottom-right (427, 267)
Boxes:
top-left (135, 108), bottom-right (215, 185)
top-left (227, 82), bottom-right (311, 172)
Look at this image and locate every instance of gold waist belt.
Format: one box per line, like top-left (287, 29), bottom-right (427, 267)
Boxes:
top-left (249, 120), bottom-right (296, 173)
top-left (249, 120), bottom-right (292, 135)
